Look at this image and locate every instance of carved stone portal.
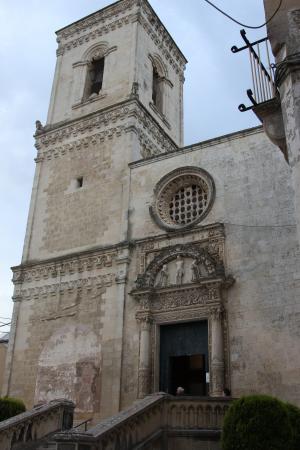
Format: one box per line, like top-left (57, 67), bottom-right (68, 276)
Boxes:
top-left (132, 242), bottom-right (234, 399)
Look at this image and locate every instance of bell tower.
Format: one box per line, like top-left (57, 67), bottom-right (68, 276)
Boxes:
top-left (47, 0), bottom-right (186, 145)
top-left (3, 0), bottom-right (187, 421)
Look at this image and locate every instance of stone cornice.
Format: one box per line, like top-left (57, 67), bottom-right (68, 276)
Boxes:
top-left (13, 274), bottom-right (114, 300)
top-left (129, 126), bottom-right (264, 168)
top-left (55, 0), bottom-right (187, 70)
top-left (35, 102), bottom-right (132, 149)
top-left (11, 241), bottom-right (132, 285)
top-left (34, 100), bottom-right (178, 159)
top-left (134, 222), bottom-right (225, 246)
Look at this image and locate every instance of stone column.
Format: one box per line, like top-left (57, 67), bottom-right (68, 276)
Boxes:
top-left (209, 306), bottom-right (225, 397)
top-left (137, 315), bottom-right (153, 398)
top-left (72, 61), bottom-right (89, 106)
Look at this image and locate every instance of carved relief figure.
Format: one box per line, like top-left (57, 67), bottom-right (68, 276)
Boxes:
top-left (175, 256), bottom-right (185, 285)
top-left (191, 259), bottom-right (201, 282)
top-left (157, 264), bottom-right (169, 287)
top-left (203, 257), bottom-right (215, 275)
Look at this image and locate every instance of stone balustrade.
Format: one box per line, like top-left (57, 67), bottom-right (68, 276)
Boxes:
top-left (54, 394), bottom-right (231, 450)
top-left (0, 399), bottom-right (75, 450)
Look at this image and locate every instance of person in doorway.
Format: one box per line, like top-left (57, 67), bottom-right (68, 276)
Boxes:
top-left (176, 386), bottom-right (185, 396)
top-left (223, 388), bottom-right (231, 397)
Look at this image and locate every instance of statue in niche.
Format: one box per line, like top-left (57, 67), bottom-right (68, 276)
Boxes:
top-left (157, 264), bottom-right (169, 287)
top-left (175, 256), bottom-right (185, 285)
top-left (191, 259), bottom-right (201, 282)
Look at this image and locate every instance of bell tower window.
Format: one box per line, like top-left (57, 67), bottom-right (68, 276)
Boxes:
top-left (152, 66), bottom-right (163, 113)
top-left (85, 57), bottom-right (105, 99)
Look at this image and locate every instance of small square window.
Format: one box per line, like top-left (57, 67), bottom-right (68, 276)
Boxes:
top-left (76, 177), bottom-right (83, 188)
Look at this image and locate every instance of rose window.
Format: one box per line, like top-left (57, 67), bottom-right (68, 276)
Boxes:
top-left (150, 168), bottom-right (215, 231)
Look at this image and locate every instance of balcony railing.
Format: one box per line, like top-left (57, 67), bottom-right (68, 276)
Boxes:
top-left (232, 29), bottom-right (277, 112)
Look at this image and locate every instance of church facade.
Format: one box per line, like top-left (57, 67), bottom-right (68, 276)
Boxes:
top-left (3, 0), bottom-right (300, 421)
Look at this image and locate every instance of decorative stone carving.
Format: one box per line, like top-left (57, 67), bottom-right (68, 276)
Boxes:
top-left (35, 101), bottom-right (177, 159)
top-left (12, 250), bottom-right (116, 285)
top-left (56, 0), bottom-right (186, 74)
top-left (175, 256), bottom-right (184, 285)
top-left (150, 167), bottom-right (215, 231)
top-left (132, 232), bottom-right (233, 399)
top-left (130, 81), bottom-right (139, 98)
top-left (191, 259), bottom-right (201, 282)
top-left (14, 274), bottom-right (113, 299)
top-left (35, 120), bottom-right (44, 135)
top-left (156, 264), bottom-right (169, 287)
top-left (134, 243), bottom-right (222, 290)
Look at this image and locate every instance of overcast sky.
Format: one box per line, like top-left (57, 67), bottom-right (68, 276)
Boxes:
top-left (0, 0), bottom-right (269, 324)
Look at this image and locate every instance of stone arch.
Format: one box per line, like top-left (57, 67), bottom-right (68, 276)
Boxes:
top-left (82, 41), bottom-right (117, 61)
top-left (79, 42), bottom-right (117, 100)
top-left (149, 53), bottom-right (170, 114)
top-left (136, 244), bottom-right (222, 289)
top-left (148, 53), bottom-right (168, 78)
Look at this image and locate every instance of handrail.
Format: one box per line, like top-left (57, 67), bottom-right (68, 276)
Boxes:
top-left (0, 399), bottom-right (75, 450)
top-left (73, 417), bottom-right (93, 432)
top-left (54, 395), bottom-right (232, 449)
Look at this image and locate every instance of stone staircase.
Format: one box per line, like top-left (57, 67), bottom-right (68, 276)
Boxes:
top-left (0, 399), bottom-right (75, 450)
top-left (54, 394), bottom-right (231, 450)
top-left (0, 395), bottom-right (231, 449)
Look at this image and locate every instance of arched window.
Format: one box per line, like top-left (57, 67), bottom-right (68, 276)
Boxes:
top-left (149, 54), bottom-right (169, 116)
top-left (152, 66), bottom-right (163, 112)
top-left (85, 57), bottom-right (105, 99)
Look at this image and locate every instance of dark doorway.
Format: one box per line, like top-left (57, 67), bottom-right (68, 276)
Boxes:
top-left (159, 321), bottom-right (208, 395)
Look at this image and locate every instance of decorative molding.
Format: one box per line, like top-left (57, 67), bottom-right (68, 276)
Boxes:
top-left (134, 243), bottom-right (223, 290)
top-left (37, 126), bottom-right (123, 161)
top-left (35, 104), bottom-right (132, 149)
top-left (127, 106), bottom-right (177, 154)
top-left (12, 251), bottom-right (116, 284)
top-left (56, 14), bottom-right (134, 56)
top-left (137, 284), bottom-right (222, 314)
top-left (137, 3), bottom-right (186, 71)
top-left (150, 166), bottom-right (216, 232)
top-left (55, 0), bottom-right (186, 72)
top-left (209, 305), bottom-right (224, 321)
top-left (34, 101), bottom-right (177, 160)
top-left (14, 274), bottom-right (114, 299)
top-left (56, 1), bottom-right (136, 41)
top-left (134, 223), bottom-right (225, 279)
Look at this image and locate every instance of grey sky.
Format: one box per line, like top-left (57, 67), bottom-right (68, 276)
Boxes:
top-left (0, 0), bottom-right (269, 323)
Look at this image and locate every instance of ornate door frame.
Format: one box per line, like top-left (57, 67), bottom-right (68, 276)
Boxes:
top-left (131, 239), bottom-right (234, 398)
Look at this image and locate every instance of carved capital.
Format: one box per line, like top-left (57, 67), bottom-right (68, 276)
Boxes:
top-left (137, 313), bottom-right (153, 330)
top-left (209, 305), bottom-right (224, 321)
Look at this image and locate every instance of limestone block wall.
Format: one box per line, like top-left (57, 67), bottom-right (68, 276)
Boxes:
top-left (24, 108), bottom-right (133, 263)
top-left (24, 100), bottom-right (179, 263)
top-left (126, 126), bottom-right (300, 406)
top-left (5, 247), bottom-right (130, 419)
top-left (0, 342), bottom-right (8, 394)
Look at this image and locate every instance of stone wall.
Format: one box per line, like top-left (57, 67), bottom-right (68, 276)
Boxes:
top-left (0, 341), bottom-right (8, 394)
top-left (124, 126), bottom-right (300, 407)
